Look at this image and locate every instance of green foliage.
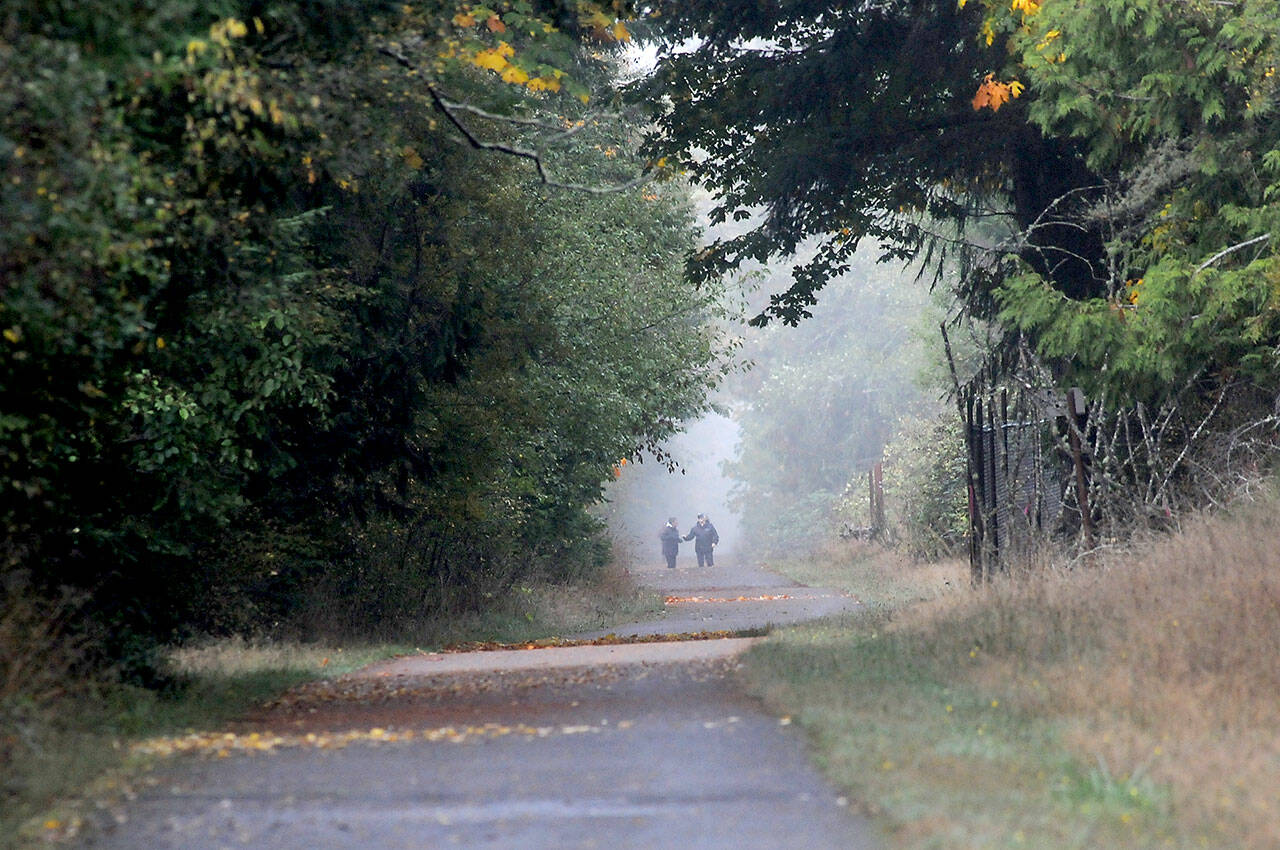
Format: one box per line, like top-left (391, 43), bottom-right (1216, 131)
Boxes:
top-left (1, 1), bottom-right (727, 663)
top-left (863, 410), bottom-right (968, 560)
top-left (634, 0), bottom-right (1101, 324)
top-left (984, 0), bottom-right (1280, 403)
top-left (641, 0), bottom-right (1280, 534)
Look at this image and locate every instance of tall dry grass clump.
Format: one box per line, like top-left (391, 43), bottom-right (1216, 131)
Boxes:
top-left (896, 499), bottom-right (1280, 847)
top-left (0, 586), bottom-right (101, 840)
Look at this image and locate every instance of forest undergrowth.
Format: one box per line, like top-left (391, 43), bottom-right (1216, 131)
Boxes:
top-left (746, 498), bottom-right (1280, 849)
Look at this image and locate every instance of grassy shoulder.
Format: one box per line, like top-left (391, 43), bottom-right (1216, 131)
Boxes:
top-left (743, 513), bottom-right (1280, 849)
top-left (4, 563), bottom-right (660, 848)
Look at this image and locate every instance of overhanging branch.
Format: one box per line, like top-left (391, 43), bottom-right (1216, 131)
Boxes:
top-left (378, 46), bottom-right (651, 195)
top-left (1194, 232), bottom-right (1272, 277)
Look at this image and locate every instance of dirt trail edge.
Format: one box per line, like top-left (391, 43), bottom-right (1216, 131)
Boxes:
top-left (74, 561), bottom-right (881, 849)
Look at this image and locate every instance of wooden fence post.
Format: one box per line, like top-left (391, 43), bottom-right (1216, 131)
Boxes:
top-left (1067, 387), bottom-right (1094, 550)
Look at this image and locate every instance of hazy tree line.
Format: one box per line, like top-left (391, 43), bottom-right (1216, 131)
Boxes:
top-left (1, 1), bottom-right (732, 673)
top-left (719, 251), bottom-right (951, 558)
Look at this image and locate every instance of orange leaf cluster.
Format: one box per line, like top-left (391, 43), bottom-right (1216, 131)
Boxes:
top-left (971, 73), bottom-right (1025, 112)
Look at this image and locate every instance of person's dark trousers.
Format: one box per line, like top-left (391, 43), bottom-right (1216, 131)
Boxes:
top-left (666, 554), bottom-right (677, 569)
top-left (696, 550), bottom-right (713, 567)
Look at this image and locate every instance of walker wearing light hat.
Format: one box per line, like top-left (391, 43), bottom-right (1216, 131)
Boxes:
top-left (659, 516), bottom-right (682, 569)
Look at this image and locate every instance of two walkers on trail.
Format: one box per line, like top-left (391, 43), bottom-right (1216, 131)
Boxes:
top-left (658, 513), bottom-right (720, 569)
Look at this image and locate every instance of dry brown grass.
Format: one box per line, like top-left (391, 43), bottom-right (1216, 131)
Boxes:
top-left (752, 498), bottom-right (1280, 847)
top-left (907, 502), bottom-right (1280, 847)
top-left (770, 539), bottom-right (968, 607)
top-left (165, 637), bottom-right (387, 679)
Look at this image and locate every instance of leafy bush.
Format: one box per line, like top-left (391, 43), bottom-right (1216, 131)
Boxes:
top-left (838, 409), bottom-right (967, 559)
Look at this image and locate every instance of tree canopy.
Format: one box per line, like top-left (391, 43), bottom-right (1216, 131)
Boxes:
top-left (633, 0), bottom-right (1280, 528)
top-left (634, 0), bottom-right (1107, 326)
top-left (1, 0), bottom-right (732, 663)
top-left (639, 0), bottom-right (1280, 378)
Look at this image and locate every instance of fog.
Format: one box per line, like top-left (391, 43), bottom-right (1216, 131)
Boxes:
top-left (599, 411), bottom-right (742, 567)
top-left (599, 186), bottom-right (940, 567)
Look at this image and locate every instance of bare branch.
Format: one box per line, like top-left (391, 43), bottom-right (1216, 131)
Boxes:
top-left (378, 46), bottom-right (652, 195)
top-left (1194, 232), bottom-right (1272, 276)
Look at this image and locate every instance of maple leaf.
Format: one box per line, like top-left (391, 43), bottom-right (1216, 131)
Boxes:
top-left (972, 73), bottom-right (1022, 112)
top-left (471, 44), bottom-right (511, 72)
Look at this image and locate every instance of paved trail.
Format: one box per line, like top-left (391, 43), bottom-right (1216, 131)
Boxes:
top-left (75, 560), bottom-right (881, 849)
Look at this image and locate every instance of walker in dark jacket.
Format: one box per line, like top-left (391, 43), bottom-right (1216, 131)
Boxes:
top-left (682, 515), bottom-right (720, 567)
top-left (659, 518), bottom-right (682, 569)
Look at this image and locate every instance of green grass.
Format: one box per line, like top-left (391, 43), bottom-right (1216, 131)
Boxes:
top-left (741, 615), bottom-right (1180, 849)
top-left (740, 545), bottom-right (1199, 849)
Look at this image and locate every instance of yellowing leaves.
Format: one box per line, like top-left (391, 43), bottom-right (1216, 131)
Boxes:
top-left (450, 5), bottom-right (609, 98)
top-left (210, 17), bottom-right (249, 47)
top-left (581, 8), bottom-right (614, 30)
top-left (465, 41), bottom-right (573, 97)
top-left (526, 76), bottom-right (562, 92)
top-left (972, 73), bottom-right (1024, 112)
top-left (1036, 29), bottom-right (1061, 51)
top-left (451, 8), bottom-right (504, 30)
top-left (501, 65), bottom-right (530, 84)
top-left (579, 5), bottom-right (632, 43)
top-left (471, 41), bottom-right (514, 72)
top-left (132, 722), bottom-right (620, 758)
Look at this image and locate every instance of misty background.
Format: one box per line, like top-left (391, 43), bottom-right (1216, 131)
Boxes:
top-left (600, 199), bottom-right (948, 568)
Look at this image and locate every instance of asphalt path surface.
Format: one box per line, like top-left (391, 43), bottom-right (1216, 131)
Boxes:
top-left (74, 559), bottom-right (880, 849)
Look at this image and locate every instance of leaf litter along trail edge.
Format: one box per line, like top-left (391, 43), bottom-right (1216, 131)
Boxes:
top-left (132, 719), bottom-right (634, 759)
top-left (441, 627), bottom-right (767, 653)
top-left (666, 593), bottom-right (797, 604)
